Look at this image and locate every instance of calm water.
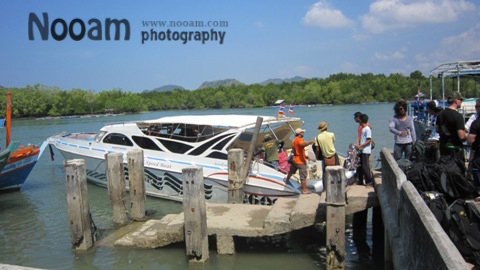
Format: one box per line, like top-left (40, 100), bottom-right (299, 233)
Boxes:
top-left (0, 104), bottom-right (395, 269)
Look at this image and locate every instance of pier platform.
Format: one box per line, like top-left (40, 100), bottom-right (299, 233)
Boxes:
top-left (98, 185), bottom-right (377, 251)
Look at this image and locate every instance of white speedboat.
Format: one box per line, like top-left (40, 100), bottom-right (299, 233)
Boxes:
top-left (47, 115), bottom-right (320, 204)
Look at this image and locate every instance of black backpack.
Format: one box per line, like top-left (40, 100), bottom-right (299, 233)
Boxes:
top-left (397, 158), bottom-right (412, 174)
top-left (412, 140), bottom-right (426, 162)
top-left (407, 162), bottom-right (436, 193)
top-left (445, 199), bottom-right (480, 267)
top-left (428, 156), bottom-right (476, 202)
top-left (422, 191), bottom-right (449, 228)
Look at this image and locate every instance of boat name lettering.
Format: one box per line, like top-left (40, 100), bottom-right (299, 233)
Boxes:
top-left (160, 163), bottom-right (171, 169)
top-left (145, 160), bottom-right (159, 167)
top-left (145, 160), bottom-right (171, 169)
top-left (214, 162), bottom-right (226, 167)
top-left (112, 146), bottom-right (127, 151)
top-left (4, 156), bottom-right (34, 171)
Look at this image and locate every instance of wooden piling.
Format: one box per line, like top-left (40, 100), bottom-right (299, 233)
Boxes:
top-left (228, 149), bottom-right (245, 204)
top-left (242, 116), bottom-right (263, 180)
top-left (127, 150), bottom-right (146, 221)
top-left (106, 153), bottom-right (128, 225)
top-left (325, 166), bottom-right (346, 270)
top-left (182, 167), bottom-right (209, 263)
top-left (65, 159), bottom-right (94, 251)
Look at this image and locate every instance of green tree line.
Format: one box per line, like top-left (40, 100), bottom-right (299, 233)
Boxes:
top-left (1, 71), bottom-right (478, 118)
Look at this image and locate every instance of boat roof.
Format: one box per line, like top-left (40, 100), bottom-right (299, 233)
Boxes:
top-left (430, 60), bottom-right (480, 78)
top-left (139, 115), bottom-right (301, 128)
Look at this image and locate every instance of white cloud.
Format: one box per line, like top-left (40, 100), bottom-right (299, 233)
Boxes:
top-left (373, 48), bottom-right (407, 61)
top-left (303, 1), bottom-right (353, 29)
top-left (441, 23), bottom-right (480, 57)
top-left (415, 23), bottom-right (480, 72)
top-left (361, 0), bottom-right (476, 34)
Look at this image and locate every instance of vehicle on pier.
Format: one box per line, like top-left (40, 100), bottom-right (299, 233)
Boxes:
top-left (47, 114), bottom-right (339, 204)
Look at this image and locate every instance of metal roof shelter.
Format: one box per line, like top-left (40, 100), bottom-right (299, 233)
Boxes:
top-left (429, 60), bottom-right (480, 100)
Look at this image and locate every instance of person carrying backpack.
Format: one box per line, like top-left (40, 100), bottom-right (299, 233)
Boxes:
top-left (315, 122), bottom-right (339, 170)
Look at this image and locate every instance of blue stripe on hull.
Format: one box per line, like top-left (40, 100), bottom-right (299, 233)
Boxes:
top-left (0, 162), bottom-right (37, 191)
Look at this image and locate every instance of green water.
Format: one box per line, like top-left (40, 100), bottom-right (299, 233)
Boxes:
top-left (0, 104), bottom-right (395, 269)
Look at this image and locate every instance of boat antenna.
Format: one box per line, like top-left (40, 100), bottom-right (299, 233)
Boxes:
top-left (6, 91), bottom-right (11, 147)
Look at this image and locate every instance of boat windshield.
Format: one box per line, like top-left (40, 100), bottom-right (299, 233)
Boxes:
top-left (229, 121), bottom-right (303, 151)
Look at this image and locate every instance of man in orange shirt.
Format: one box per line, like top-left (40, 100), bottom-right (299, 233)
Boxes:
top-left (284, 128), bottom-right (315, 194)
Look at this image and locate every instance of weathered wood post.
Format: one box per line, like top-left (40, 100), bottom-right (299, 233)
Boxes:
top-left (105, 152), bottom-right (128, 225)
top-left (182, 167), bottom-right (209, 263)
top-left (325, 166), bottom-right (346, 270)
top-left (242, 117), bottom-right (263, 180)
top-left (127, 150), bottom-right (146, 221)
top-left (228, 149), bottom-right (245, 204)
top-left (65, 159), bottom-right (94, 251)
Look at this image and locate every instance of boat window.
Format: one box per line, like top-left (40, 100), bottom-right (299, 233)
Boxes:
top-left (206, 151), bottom-right (228, 160)
top-left (200, 125), bottom-right (214, 136)
top-left (189, 133), bottom-right (233, 156)
top-left (213, 126), bottom-right (229, 134)
top-left (103, 133), bottom-right (134, 146)
top-left (140, 122), bottom-right (233, 144)
top-left (171, 123), bottom-right (186, 140)
top-left (157, 139), bottom-right (193, 154)
top-left (158, 124), bottom-right (173, 137)
top-left (94, 131), bottom-right (106, 143)
top-left (132, 136), bottom-right (162, 151)
top-left (212, 134), bottom-right (235, 150)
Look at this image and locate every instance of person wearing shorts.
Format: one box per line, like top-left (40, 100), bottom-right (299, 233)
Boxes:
top-left (284, 128), bottom-right (314, 194)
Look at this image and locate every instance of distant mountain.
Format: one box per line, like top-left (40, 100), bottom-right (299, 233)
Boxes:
top-left (258, 76), bottom-right (306, 85)
top-left (197, 79), bottom-right (244, 90)
top-left (259, 78), bottom-right (284, 85)
top-left (148, 85), bottom-right (185, 92)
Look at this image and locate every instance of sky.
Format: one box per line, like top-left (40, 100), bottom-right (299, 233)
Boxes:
top-left (0, 0), bottom-right (479, 92)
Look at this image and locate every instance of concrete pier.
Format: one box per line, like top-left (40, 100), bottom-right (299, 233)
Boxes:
top-left (378, 147), bottom-right (469, 269)
top-left (114, 185), bottom-right (377, 250)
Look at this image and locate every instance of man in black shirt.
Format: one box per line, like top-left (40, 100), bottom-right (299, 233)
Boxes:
top-left (436, 91), bottom-right (466, 160)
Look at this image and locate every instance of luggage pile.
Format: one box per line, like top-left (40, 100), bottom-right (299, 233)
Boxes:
top-left (401, 141), bottom-right (480, 267)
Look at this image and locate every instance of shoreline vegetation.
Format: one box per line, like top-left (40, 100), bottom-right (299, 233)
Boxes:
top-left (1, 71), bottom-right (477, 118)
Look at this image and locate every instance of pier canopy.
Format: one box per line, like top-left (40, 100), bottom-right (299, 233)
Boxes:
top-left (430, 60), bottom-right (480, 78)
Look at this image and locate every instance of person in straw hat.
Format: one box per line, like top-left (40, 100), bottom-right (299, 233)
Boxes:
top-left (314, 122), bottom-right (339, 169)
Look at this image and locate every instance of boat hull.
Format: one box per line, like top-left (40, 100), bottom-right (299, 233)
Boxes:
top-left (0, 154), bottom-right (38, 192)
top-left (58, 149), bottom-right (298, 204)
